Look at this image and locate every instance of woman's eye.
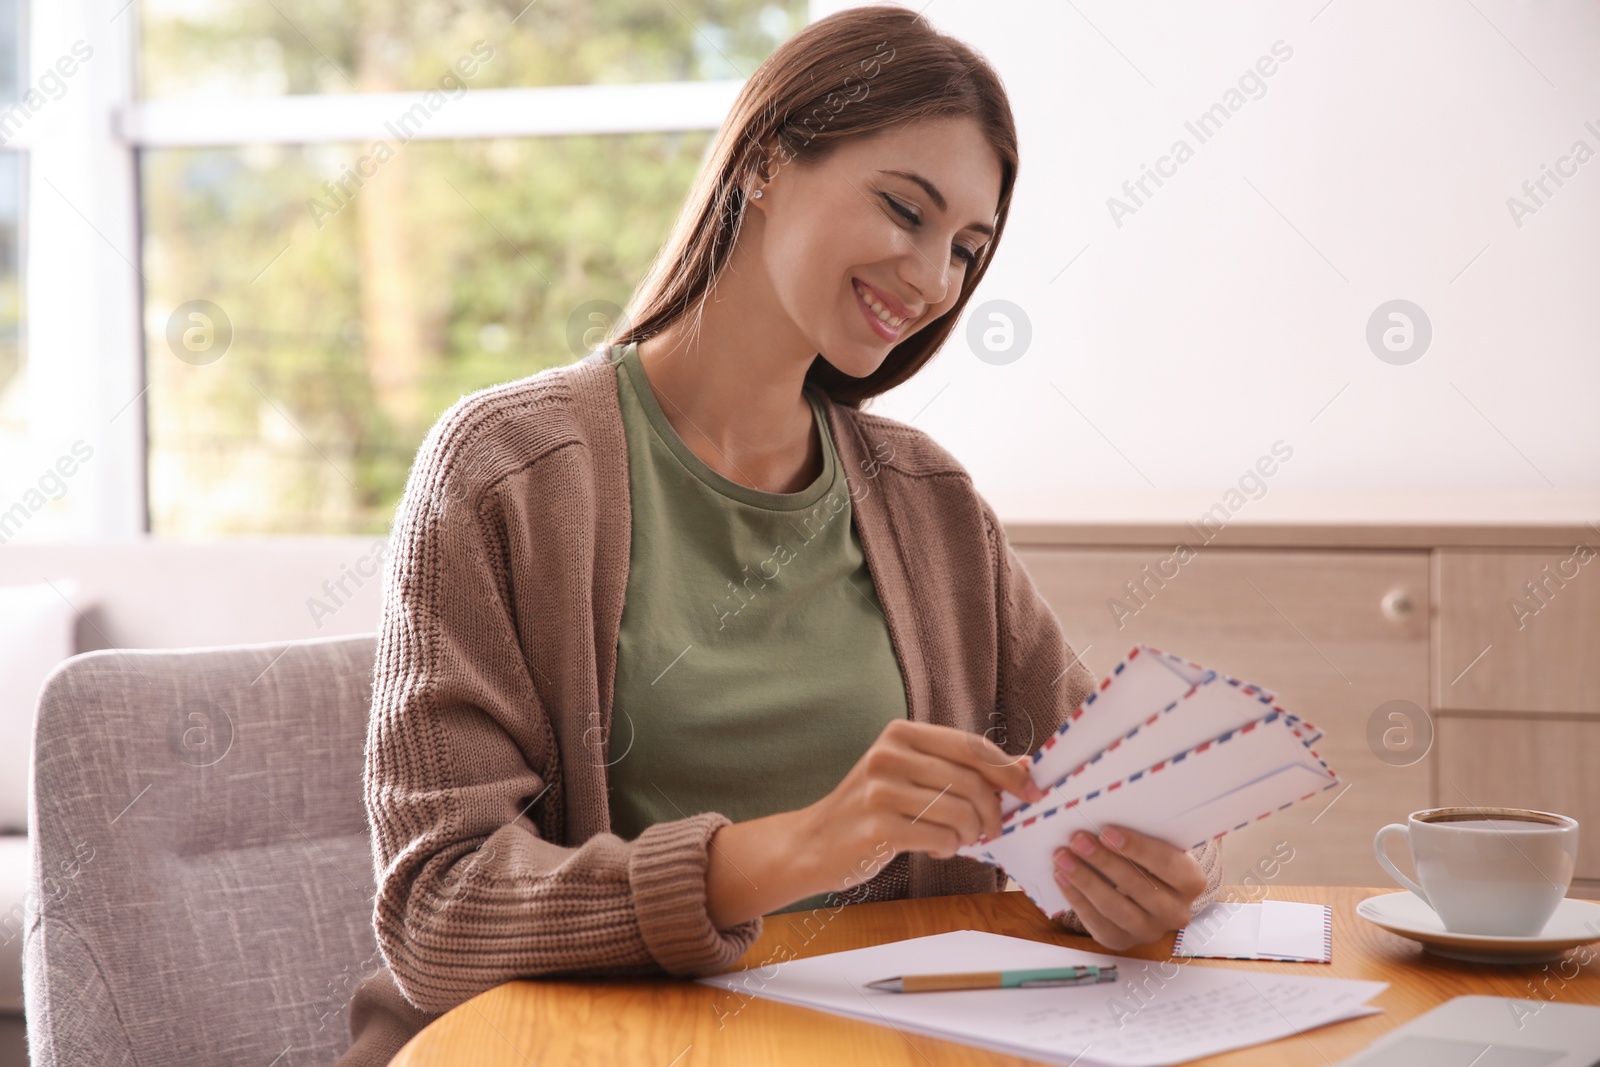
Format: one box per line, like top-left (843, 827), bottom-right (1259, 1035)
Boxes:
top-left (884, 192), bottom-right (978, 265)
top-left (881, 193), bottom-right (919, 225)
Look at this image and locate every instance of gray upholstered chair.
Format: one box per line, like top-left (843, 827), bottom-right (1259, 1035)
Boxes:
top-left (23, 635), bottom-right (382, 1067)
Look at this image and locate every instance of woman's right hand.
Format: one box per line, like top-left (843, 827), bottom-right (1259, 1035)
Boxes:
top-left (800, 719), bottom-right (1047, 894)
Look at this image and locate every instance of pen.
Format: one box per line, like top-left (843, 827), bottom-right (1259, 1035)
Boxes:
top-left (865, 964), bottom-right (1118, 993)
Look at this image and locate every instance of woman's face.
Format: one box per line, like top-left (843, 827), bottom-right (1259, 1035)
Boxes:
top-left (749, 116), bottom-right (1004, 379)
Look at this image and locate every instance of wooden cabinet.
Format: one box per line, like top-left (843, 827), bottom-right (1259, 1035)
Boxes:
top-left (1013, 546), bottom-right (1431, 891)
top-left (1432, 547), bottom-right (1600, 895)
top-left (1436, 550), bottom-right (1600, 714)
top-left (1434, 715), bottom-right (1600, 886)
top-left (1004, 508), bottom-right (1599, 900)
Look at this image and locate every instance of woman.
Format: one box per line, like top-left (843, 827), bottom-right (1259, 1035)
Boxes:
top-left (339, 7), bottom-right (1222, 1064)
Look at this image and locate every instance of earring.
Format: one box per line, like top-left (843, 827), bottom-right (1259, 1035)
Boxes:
top-left (751, 189), bottom-right (763, 199)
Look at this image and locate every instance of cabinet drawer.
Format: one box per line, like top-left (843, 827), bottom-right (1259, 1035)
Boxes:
top-left (1435, 715), bottom-right (1600, 883)
top-left (1437, 550), bottom-right (1600, 713)
top-left (1011, 546), bottom-right (1430, 889)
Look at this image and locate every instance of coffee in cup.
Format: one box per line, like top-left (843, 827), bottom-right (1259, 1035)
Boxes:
top-left (1373, 806), bottom-right (1578, 937)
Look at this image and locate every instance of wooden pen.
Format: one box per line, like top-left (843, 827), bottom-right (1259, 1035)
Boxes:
top-left (865, 964), bottom-right (1118, 993)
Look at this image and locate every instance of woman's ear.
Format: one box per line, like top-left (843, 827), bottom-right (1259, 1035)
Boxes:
top-left (744, 180), bottom-right (769, 216)
top-left (748, 163), bottom-right (773, 205)
top-left (749, 132), bottom-right (793, 195)
top-left (744, 164), bottom-right (774, 213)
top-left (741, 130), bottom-right (798, 216)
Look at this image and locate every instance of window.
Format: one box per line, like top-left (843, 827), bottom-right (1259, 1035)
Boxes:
top-left (0, 0), bottom-right (25, 468)
top-left (143, 132), bottom-right (713, 534)
top-left (132, 0), bottom-right (805, 535)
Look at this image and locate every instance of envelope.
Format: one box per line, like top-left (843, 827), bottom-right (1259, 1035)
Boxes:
top-left (960, 704), bottom-right (1341, 921)
top-left (1001, 645), bottom-right (1283, 818)
top-left (1173, 900), bottom-right (1335, 962)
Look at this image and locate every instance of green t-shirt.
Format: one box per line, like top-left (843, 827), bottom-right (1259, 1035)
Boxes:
top-left (606, 342), bottom-right (908, 913)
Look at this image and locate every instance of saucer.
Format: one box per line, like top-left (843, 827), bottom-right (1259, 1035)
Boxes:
top-left (1357, 891), bottom-right (1600, 964)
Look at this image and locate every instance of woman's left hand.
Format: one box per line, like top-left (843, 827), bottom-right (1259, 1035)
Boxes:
top-left (1052, 824), bottom-right (1208, 951)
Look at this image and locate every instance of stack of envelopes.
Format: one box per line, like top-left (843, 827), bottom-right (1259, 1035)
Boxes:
top-left (958, 644), bottom-right (1341, 920)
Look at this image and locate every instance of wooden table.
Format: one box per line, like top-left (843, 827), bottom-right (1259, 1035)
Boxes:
top-left (391, 886), bottom-right (1600, 1066)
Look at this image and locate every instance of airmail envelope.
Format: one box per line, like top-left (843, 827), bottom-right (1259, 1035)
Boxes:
top-left (964, 646), bottom-right (1339, 921)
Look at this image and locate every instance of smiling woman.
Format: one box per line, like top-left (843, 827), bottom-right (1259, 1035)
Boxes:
top-left (343, 8), bottom-right (1222, 1066)
top-left (613, 9), bottom-right (1017, 407)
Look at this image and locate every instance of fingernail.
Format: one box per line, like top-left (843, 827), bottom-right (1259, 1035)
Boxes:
top-left (1054, 849), bottom-right (1076, 874)
top-left (1071, 833), bottom-right (1096, 856)
top-left (1027, 782), bottom-right (1046, 802)
top-left (1104, 827), bottom-right (1126, 848)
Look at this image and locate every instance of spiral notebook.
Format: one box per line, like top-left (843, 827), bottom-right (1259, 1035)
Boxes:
top-left (958, 645), bottom-right (1342, 920)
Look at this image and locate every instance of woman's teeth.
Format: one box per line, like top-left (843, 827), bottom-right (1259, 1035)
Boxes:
top-left (857, 281), bottom-right (906, 328)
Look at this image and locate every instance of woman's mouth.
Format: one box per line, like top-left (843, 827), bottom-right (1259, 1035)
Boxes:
top-left (853, 278), bottom-right (909, 341)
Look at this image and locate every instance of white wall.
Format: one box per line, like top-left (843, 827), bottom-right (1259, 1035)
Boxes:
top-left (815, 0), bottom-right (1600, 518)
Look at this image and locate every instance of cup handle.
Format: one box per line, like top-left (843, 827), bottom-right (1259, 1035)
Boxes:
top-left (1373, 823), bottom-right (1430, 906)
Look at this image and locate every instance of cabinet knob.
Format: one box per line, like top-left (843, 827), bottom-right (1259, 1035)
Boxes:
top-left (1381, 589), bottom-right (1414, 621)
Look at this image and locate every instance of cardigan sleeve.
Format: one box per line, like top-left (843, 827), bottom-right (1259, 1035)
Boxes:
top-left (364, 422), bottom-right (760, 1016)
top-left (979, 499), bottom-right (1226, 935)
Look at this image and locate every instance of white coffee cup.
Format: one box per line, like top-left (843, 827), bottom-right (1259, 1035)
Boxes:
top-left (1373, 806), bottom-right (1579, 937)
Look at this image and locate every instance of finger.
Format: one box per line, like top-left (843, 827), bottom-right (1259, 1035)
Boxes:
top-left (896, 720), bottom-right (1037, 798)
top-left (1065, 832), bottom-right (1192, 931)
top-left (903, 760), bottom-right (1005, 841)
top-left (1054, 874), bottom-right (1121, 948)
top-left (864, 780), bottom-right (966, 858)
top-left (862, 741), bottom-right (1004, 841)
top-left (1054, 846), bottom-right (1152, 935)
top-left (1097, 825), bottom-right (1208, 897)
top-left (871, 778), bottom-right (985, 851)
top-left (906, 784), bottom-right (991, 848)
top-left (905, 722), bottom-right (1044, 802)
top-left (1065, 830), bottom-right (1171, 903)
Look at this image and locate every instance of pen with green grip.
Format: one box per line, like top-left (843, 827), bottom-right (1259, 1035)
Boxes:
top-left (866, 964), bottom-right (1118, 993)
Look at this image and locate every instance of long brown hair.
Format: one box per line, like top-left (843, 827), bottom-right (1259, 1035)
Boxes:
top-left (611, 5), bottom-right (1019, 408)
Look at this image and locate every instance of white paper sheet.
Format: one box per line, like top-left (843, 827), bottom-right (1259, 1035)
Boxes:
top-left (699, 929), bottom-right (1384, 1067)
top-left (1175, 900), bottom-right (1333, 962)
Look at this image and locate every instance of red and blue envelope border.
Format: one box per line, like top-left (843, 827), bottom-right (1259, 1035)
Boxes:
top-left (982, 709), bottom-right (1337, 846)
top-left (1001, 643), bottom-right (1319, 829)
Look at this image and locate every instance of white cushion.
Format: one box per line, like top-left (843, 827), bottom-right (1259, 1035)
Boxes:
top-left (0, 581), bottom-right (79, 833)
top-left (0, 835), bottom-right (28, 1013)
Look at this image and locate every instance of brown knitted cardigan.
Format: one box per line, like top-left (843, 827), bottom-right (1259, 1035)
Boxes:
top-left (336, 352), bottom-right (1224, 1065)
